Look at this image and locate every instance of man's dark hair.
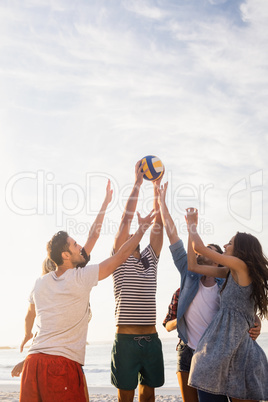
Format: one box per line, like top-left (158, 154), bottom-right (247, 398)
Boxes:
top-left (47, 231), bottom-right (70, 266)
top-left (207, 243), bottom-right (223, 254)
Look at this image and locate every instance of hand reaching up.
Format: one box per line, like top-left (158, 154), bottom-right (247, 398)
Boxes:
top-left (185, 208), bottom-right (198, 233)
top-left (153, 166), bottom-right (165, 188)
top-left (135, 160), bottom-right (148, 187)
top-left (137, 210), bottom-right (156, 233)
top-left (103, 179), bottom-right (113, 207)
top-left (158, 182), bottom-right (168, 206)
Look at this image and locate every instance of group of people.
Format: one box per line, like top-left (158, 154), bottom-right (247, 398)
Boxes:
top-left (11, 161), bottom-right (268, 402)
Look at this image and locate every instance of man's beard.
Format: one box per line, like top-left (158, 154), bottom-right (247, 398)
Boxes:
top-left (197, 254), bottom-right (213, 266)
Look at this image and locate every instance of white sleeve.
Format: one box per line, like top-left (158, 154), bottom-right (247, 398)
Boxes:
top-left (76, 264), bottom-right (99, 289)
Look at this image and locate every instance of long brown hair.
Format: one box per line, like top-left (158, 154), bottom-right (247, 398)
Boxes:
top-left (233, 232), bottom-right (268, 319)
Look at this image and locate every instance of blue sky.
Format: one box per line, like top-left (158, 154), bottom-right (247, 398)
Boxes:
top-left (1, 0), bottom-right (268, 347)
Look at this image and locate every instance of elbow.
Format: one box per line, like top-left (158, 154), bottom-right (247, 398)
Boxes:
top-left (165, 320), bottom-right (177, 332)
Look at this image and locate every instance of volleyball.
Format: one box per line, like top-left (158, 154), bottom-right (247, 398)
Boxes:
top-left (140, 155), bottom-right (164, 181)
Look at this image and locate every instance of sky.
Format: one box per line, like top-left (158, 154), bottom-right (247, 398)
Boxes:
top-left (1, 0), bottom-right (268, 349)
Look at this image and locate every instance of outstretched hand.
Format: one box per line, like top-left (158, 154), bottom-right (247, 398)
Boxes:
top-left (153, 166), bottom-right (165, 188)
top-left (104, 179), bottom-right (113, 206)
top-left (185, 208), bottom-right (198, 233)
top-left (135, 160), bottom-right (147, 186)
top-left (157, 182), bottom-right (168, 205)
top-left (11, 360), bottom-right (25, 377)
top-left (137, 210), bottom-right (156, 233)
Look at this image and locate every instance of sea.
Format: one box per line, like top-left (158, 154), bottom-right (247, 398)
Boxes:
top-left (1, 334), bottom-right (268, 390)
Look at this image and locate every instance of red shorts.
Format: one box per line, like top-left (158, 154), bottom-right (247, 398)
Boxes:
top-left (20, 353), bottom-right (87, 402)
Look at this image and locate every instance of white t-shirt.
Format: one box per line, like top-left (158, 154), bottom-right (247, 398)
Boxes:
top-left (185, 280), bottom-right (220, 350)
top-left (28, 264), bottom-right (99, 365)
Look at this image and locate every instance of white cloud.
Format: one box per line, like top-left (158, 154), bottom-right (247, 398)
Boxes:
top-left (208, 0), bottom-right (228, 4)
top-left (241, 0), bottom-right (268, 23)
top-left (122, 0), bottom-right (169, 20)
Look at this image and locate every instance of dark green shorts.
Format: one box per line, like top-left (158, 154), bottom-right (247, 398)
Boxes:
top-left (111, 333), bottom-right (164, 390)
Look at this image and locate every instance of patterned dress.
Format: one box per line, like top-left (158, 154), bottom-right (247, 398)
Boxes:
top-left (188, 274), bottom-right (268, 400)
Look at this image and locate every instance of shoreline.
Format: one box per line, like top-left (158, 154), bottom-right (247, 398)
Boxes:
top-left (0, 384), bottom-right (179, 394)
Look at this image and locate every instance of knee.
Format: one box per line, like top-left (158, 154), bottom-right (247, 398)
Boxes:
top-left (139, 384), bottom-right (155, 402)
top-left (118, 389), bottom-right (135, 402)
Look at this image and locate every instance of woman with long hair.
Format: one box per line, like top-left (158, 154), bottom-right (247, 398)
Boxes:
top-left (186, 208), bottom-right (268, 402)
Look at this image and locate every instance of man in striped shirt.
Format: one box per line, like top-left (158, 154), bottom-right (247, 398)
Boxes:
top-left (111, 161), bottom-right (164, 402)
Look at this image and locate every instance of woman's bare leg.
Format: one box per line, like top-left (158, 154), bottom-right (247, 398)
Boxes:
top-left (177, 371), bottom-right (198, 402)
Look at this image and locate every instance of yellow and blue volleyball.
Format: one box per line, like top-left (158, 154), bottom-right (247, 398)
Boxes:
top-left (140, 155), bottom-right (164, 181)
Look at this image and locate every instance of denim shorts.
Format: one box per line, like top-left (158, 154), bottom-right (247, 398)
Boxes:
top-left (111, 333), bottom-right (164, 390)
top-left (176, 340), bottom-right (194, 373)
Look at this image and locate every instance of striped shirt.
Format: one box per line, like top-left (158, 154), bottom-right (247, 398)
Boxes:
top-left (112, 244), bottom-right (159, 325)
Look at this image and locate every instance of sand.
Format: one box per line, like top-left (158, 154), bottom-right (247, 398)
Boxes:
top-left (0, 393), bottom-right (182, 401)
top-left (0, 385), bottom-right (183, 401)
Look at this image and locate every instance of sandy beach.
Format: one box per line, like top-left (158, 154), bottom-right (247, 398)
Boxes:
top-left (0, 394), bottom-right (182, 402)
top-left (0, 385), bottom-right (182, 401)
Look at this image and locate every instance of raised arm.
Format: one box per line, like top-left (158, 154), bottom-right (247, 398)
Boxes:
top-left (187, 232), bottom-right (228, 278)
top-left (83, 180), bottom-right (113, 256)
top-left (186, 209), bottom-right (229, 278)
top-left (150, 176), bottom-right (164, 257)
top-left (99, 210), bottom-right (155, 280)
top-left (158, 182), bottom-right (180, 245)
top-left (186, 208), bottom-right (246, 279)
top-left (20, 303), bottom-right (36, 352)
top-left (113, 161), bottom-right (144, 253)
